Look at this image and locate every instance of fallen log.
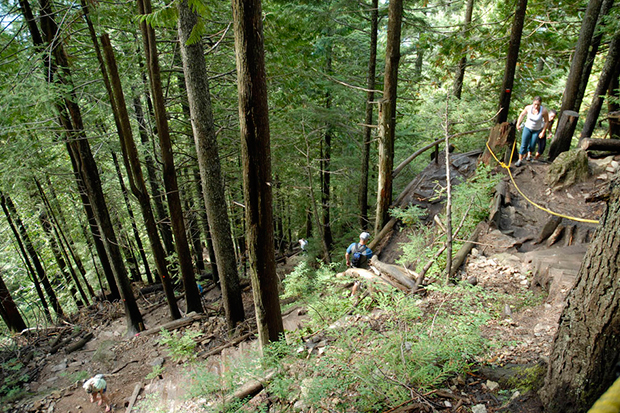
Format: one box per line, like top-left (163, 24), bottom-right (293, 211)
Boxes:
top-left (369, 257), bottom-right (417, 289)
top-left (580, 138), bottom-right (620, 153)
top-left (224, 370), bottom-right (277, 405)
top-left (449, 222), bottom-right (484, 277)
top-left (345, 267), bottom-right (410, 292)
top-left (50, 329), bottom-right (82, 354)
top-left (197, 331), bottom-right (255, 358)
top-left (138, 312), bottom-right (203, 337)
top-left (125, 382), bottom-right (142, 413)
top-left (65, 333), bottom-right (93, 354)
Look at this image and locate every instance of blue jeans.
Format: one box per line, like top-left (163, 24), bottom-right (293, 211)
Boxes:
top-left (519, 127), bottom-right (541, 155)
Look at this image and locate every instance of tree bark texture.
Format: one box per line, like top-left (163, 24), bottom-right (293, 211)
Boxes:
top-left (580, 31), bottom-right (620, 140)
top-left (177, 0), bottom-right (245, 329)
top-left (375, 0), bottom-right (403, 235)
top-left (137, 0), bottom-right (203, 314)
top-left (496, 0), bottom-right (528, 124)
top-left (101, 34), bottom-right (181, 320)
top-left (540, 179), bottom-right (620, 412)
top-left (549, 0), bottom-right (604, 160)
top-left (232, 0), bottom-right (284, 349)
top-left (359, 0), bottom-right (378, 231)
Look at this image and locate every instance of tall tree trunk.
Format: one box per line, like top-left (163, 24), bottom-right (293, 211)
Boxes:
top-left (0, 272), bottom-right (27, 333)
top-left (607, 60), bottom-right (620, 139)
top-left (574, 0), bottom-right (615, 112)
top-left (178, 0), bottom-right (245, 328)
top-left (66, 146), bottom-right (120, 300)
top-left (193, 168), bottom-right (219, 283)
top-left (36, 0), bottom-right (144, 334)
top-left (100, 33), bottom-right (182, 320)
top-left (375, 0), bottom-right (403, 235)
top-left (232, 0), bottom-right (284, 350)
top-left (132, 90), bottom-right (176, 259)
top-left (111, 152), bottom-right (153, 283)
top-left (539, 180), bottom-right (620, 412)
top-left (321, 40), bottom-right (334, 255)
top-left (452, 0), bottom-right (474, 99)
top-left (137, 0), bottom-right (203, 314)
top-left (580, 32), bottom-right (620, 139)
top-left (1, 194), bottom-right (54, 322)
top-left (548, 0), bottom-right (604, 160)
top-left (496, 0), bottom-right (528, 124)
top-left (359, 0), bottom-right (378, 231)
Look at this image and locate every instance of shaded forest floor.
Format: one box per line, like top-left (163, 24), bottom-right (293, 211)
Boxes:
top-left (6, 151), bottom-right (618, 413)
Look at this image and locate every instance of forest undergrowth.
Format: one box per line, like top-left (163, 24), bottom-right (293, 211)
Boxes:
top-left (129, 166), bottom-right (545, 412)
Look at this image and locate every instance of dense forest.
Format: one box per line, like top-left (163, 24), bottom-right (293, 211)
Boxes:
top-left (1, 0), bottom-right (620, 411)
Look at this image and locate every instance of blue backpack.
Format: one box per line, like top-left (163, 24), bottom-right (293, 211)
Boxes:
top-left (351, 243), bottom-right (367, 268)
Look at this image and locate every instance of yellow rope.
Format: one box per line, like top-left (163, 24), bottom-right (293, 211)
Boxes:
top-left (588, 376), bottom-right (620, 413)
top-left (485, 140), bottom-right (600, 224)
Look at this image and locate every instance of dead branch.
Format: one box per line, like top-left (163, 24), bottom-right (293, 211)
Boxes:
top-left (65, 332), bottom-right (93, 354)
top-left (138, 312), bottom-right (204, 337)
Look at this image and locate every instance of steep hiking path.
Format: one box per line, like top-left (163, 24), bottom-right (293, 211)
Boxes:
top-left (367, 150), bottom-right (616, 410)
top-left (8, 150), bottom-right (619, 413)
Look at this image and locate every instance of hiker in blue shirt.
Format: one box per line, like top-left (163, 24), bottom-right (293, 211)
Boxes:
top-left (345, 232), bottom-right (373, 269)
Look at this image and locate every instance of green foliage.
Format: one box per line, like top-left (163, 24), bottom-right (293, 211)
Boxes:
top-left (0, 357), bottom-right (29, 405)
top-left (281, 261), bottom-right (314, 300)
top-left (146, 365), bottom-right (165, 380)
top-left (157, 329), bottom-right (202, 363)
top-left (389, 204), bottom-right (426, 227)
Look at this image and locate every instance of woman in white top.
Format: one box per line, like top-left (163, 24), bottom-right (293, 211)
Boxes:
top-left (515, 96), bottom-right (550, 166)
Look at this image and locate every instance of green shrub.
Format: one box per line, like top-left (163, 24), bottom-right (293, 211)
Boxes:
top-left (157, 329), bottom-right (202, 363)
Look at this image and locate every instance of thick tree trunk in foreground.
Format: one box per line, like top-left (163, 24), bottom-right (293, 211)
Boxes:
top-left (540, 179), bottom-right (620, 412)
top-left (138, 0), bottom-right (203, 314)
top-left (496, 0), bottom-right (527, 124)
top-left (358, 0), bottom-right (378, 231)
top-left (375, 0), bottom-right (403, 235)
top-left (549, 0), bottom-right (604, 160)
top-left (178, 0), bottom-right (245, 329)
top-left (232, 0), bottom-right (284, 350)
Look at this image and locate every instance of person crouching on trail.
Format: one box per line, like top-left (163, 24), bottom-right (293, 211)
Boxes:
top-left (83, 374), bottom-right (111, 412)
top-left (346, 232), bottom-right (373, 269)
